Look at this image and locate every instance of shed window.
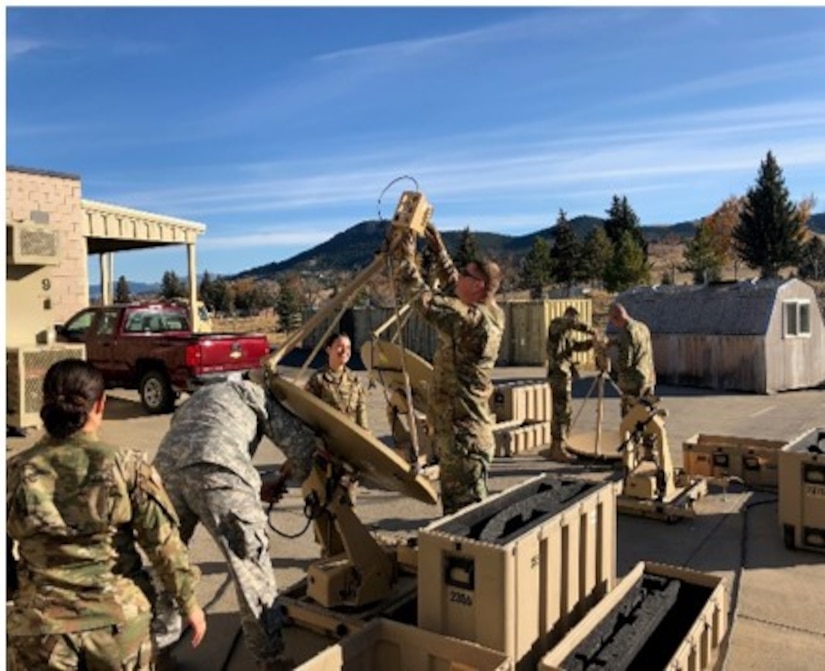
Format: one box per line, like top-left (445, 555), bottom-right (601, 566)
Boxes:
top-left (784, 300), bottom-right (811, 337)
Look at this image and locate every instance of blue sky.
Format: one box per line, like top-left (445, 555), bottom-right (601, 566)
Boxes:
top-left (6, 6), bottom-right (825, 283)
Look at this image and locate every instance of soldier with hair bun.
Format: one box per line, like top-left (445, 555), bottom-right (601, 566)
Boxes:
top-left (6, 359), bottom-right (206, 671)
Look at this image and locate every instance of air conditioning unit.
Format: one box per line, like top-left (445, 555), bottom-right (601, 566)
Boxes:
top-left (6, 224), bottom-right (60, 266)
top-left (6, 344), bottom-right (86, 429)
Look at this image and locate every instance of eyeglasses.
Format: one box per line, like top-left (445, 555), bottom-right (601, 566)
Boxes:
top-left (460, 268), bottom-right (485, 283)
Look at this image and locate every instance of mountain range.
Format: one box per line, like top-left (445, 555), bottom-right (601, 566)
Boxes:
top-left (233, 212), bottom-right (825, 280)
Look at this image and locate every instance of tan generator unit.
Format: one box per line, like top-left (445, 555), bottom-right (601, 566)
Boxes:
top-left (417, 474), bottom-right (619, 670)
top-left (494, 420), bottom-right (552, 457)
top-left (683, 433), bottom-right (786, 489)
top-left (539, 561), bottom-right (727, 671)
top-left (491, 380), bottom-right (552, 423)
top-left (7, 344), bottom-right (86, 429)
top-left (296, 618), bottom-right (512, 671)
top-left (778, 427), bottom-right (825, 552)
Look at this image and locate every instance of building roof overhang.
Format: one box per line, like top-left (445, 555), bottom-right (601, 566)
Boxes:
top-left (82, 199), bottom-right (206, 254)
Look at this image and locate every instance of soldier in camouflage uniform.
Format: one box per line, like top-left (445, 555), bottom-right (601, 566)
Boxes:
top-left (608, 302), bottom-right (656, 416)
top-left (392, 223), bottom-right (505, 516)
top-left (544, 306), bottom-right (596, 462)
top-left (152, 372), bottom-right (321, 671)
top-left (6, 359), bottom-right (206, 671)
top-left (305, 332), bottom-right (369, 429)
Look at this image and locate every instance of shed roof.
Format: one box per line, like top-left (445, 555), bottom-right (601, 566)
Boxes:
top-left (615, 279), bottom-right (811, 335)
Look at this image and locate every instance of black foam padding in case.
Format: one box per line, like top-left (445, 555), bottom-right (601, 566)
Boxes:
top-left (436, 476), bottom-right (596, 545)
top-left (560, 574), bottom-right (713, 671)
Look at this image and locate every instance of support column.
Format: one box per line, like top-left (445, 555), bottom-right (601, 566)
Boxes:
top-left (109, 253), bottom-right (115, 304)
top-left (99, 253), bottom-right (110, 305)
top-left (187, 243), bottom-right (197, 331)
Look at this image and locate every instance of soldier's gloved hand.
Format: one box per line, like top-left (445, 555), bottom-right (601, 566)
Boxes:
top-left (260, 463), bottom-right (292, 504)
top-left (424, 222), bottom-right (447, 256)
top-left (390, 228), bottom-right (417, 262)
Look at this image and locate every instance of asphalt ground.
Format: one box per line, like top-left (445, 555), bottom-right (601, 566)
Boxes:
top-left (6, 360), bottom-right (825, 670)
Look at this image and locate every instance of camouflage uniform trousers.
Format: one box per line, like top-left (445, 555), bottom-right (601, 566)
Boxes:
top-left (152, 463), bottom-right (285, 666)
top-left (436, 417), bottom-right (494, 516)
top-left (7, 612), bottom-right (153, 671)
top-left (548, 369), bottom-right (573, 449)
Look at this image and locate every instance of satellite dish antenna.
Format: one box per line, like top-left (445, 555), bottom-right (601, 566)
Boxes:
top-left (268, 374), bottom-right (437, 609)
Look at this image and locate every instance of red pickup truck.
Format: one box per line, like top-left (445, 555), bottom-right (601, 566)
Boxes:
top-left (56, 302), bottom-right (271, 414)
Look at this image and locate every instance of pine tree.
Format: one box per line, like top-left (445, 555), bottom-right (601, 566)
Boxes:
top-left (798, 236), bottom-right (825, 281)
top-left (275, 276), bottom-right (304, 332)
top-left (682, 221), bottom-right (724, 284)
top-left (519, 236), bottom-right (553, 298)
top-left (453, 227), bottom-right (480, 269)
top-left (199, 271), bottom-right (216, 309)
top-left (549, 209), bottom-right (583, 294)
top-left (604, 195), bottom-right (648, 259)
top-left (732, 151), bottom-right (806, 279)
top-left (604, 230), bottom-right (649, 292)
top-left (115, 275), bottom-right (131, 303)
top-left (581, 226), bottom-right (613, 287)
top-left (160, 270), bottom-right (186, 300)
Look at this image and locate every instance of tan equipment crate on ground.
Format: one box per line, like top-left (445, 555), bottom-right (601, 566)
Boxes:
top-left (778, 427), bottom-right (825, 552)
top-left (538, 561), bottom-right (727, 671)
top-left (682, 433), bottom-right (786, 489)
top-left (296, 618), bottom-right (512, 671)
top-left (417, 473), bottom-right (619, 670)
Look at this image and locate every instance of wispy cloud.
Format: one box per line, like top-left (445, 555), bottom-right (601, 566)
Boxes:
top-left (197, 229), bottom-right (331, 250)
top-left (621, 56), bottom-right (825, 107)
top-left (93, 96), bottom-right (825, 225)
top-left (6, 37), bottom-right (51, 59)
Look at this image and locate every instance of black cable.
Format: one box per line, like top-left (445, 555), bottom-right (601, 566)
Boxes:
top-left (266, 498), bottom-right (315, 539)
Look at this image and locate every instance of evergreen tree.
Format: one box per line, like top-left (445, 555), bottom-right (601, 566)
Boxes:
top-left (732, 151), bottom-right (806, 279)
top-left (115, 275), bottom-right (131, 303)
top-left (199, 271), bottom-right (216, 309)
top-left (798, 236), bottom-right (825, 281)
top-left (581, 226), bottom-right (614, 287)
top-left (209, 278), bottom-right (234, 315)
top-left (275, 276), bottom-right (304, 332)
top-left (549, 209), bottom-right (583, 293)
top-left (604, 195), bottom-right (648, 259)
top-left (519, 236), bottom-right (553, 299)
top-left (682, 221), bottom-right (724, 284)
top-left (453, 227), bottom-right (480, 269)
top-left (604, 230), bottom-right (649, 292)
top-left (160, 270), bottom-right (186, 300)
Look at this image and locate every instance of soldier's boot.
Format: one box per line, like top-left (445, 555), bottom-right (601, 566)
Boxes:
top-left (539, 440), bottom-right (576, 463)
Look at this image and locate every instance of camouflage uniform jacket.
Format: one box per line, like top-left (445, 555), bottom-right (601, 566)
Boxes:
top-left (615, 317), bottom-right (656, 393)
top-left (6, 432), bottom-right (199, 636)
top-left (305, 366), bottom-right (368, 429)
top-left (394, 254), bottom-right (505, 427)
top-left (154, 379), bottom-right (316, 486)
top-left (546, 316), bottom-right (593, 377)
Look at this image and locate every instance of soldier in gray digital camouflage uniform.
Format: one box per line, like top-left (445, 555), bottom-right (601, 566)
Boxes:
top-left (305, 331), bottom-right (369, 430)
top-left (6, 359), bottom-right (206, 671)
top-left (392, 223), bottom-right (505, 516)
top-left (152, 371), bottom-right (322, 671)
top-left (608, 302), bottom-right (656, 416)
top-left (544, 306), bottom-right (596, 462)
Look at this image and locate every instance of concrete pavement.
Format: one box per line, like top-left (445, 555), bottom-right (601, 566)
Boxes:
top-left (6, 366), bottom-right (825, 670)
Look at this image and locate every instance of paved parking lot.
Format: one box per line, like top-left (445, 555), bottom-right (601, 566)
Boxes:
top-left (7, 364), bottom-right (825, 670)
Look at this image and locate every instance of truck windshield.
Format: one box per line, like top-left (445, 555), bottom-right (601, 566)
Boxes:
top-left (124, 309), bottom-right (191, 333)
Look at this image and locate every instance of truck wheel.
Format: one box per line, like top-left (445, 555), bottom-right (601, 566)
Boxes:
top-left (139, 370), bottom-right (175, 414)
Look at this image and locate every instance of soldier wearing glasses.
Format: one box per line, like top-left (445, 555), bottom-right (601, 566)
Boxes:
top-left (392, 224), bottom-right (505, 516)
